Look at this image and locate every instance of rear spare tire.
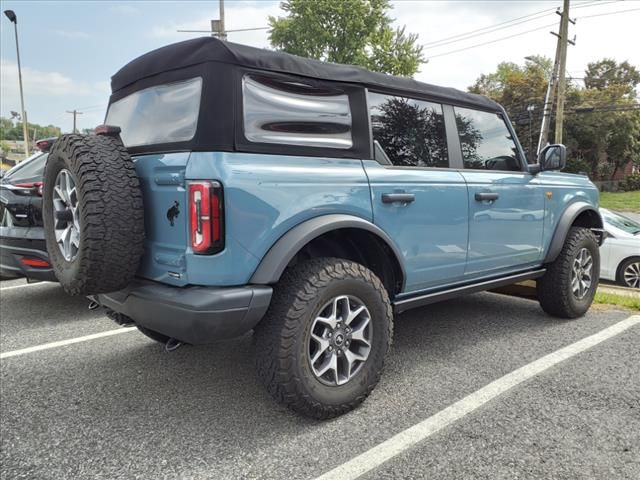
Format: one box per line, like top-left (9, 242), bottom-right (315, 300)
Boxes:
top-left (43, 133), bottom-right (144, 295)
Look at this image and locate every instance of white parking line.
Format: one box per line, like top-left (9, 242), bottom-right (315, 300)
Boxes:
top-left (0, 327), bottom-right (136, 359)
top-left (0, 281), bottom-right (55, 291)
top-left (314, 315), bottom-right (640, 480)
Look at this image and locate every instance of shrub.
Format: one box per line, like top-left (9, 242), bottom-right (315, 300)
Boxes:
top-left (622, 173), bottom-right (640, 191)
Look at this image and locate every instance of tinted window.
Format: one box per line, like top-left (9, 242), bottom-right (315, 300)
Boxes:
top-left (105, 77), bottom-right (202, 148)
top-left (3, 152), bottom-right (47, 182)
top-left (369, 92), bottom-right (448, 168)
top-left (454, 107), bottom-right (521, 171)
top-left (243, 74), bottom-right (352, 149)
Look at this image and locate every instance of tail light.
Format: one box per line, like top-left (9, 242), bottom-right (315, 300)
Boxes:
top-left (188, 181), bottom-right (224, 254)
top-left (14, 181), bottom-right (43, 196)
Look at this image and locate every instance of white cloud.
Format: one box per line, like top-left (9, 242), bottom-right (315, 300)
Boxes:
top-left (147, 0), bottom-right (639, 92)
top-left (109, 4), bottom-right (139, 15)
top-left (389, 0), bottom-right (640, 90)
top-left (1, 60), bottom-right (110, 132)
top-left (54, 30), bottom-right (90, 39)
top-left (1, 59), bottom-right (110, 98)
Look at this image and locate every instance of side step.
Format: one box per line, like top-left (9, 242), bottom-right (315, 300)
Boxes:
top-left (393, 269), bottom-right (546, 314)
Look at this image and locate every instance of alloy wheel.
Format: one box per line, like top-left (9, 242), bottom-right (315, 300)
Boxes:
top-left (623, 261), bottom-right (640, 289)
top-left (571, 247), bottom-right (593, 299)
top-left (52, 169), bottom-right (81, 261)
top-left (308, 295), bottom-right (372, 386)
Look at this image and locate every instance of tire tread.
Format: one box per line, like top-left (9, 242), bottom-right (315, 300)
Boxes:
top-left (254, 258), bottom-right (392, 419)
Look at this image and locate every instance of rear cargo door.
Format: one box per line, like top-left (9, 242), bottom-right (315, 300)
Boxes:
top-left (133, 152), bottom-right (190, 286)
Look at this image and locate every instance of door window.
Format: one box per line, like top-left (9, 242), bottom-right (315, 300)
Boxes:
top-left (368, 92), bottom-right (448, 168)
top-left (454, 107), bottom-right (522, 172)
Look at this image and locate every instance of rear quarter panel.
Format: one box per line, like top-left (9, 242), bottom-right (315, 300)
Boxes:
top-left (185, 152), bottom-right (372, 286)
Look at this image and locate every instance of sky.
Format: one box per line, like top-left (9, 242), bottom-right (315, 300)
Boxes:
top-left (1, 0), bottom-right (638, 134)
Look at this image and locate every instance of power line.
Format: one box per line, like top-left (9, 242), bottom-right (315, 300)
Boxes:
top-left (73, 103), bottom-right (106, 111)
top-left (426, 22), bottom-right (557, 59)
top-left (177, 26), bottom-right (268, 33)
top-left (421, 0), bottom-right (621, 50)
top-left (425, 5), bottom-right (638, 61)
top-left (422, 6), bottom-right (554, 48)
top-left (578, 7), bottom-right (640, 19)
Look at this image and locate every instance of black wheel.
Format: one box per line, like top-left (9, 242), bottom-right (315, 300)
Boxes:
top-left (136, 326), bottom-right (171, 344)
top-left (42, 134), bottom-right (144, 295)
top-left (254, 258), bottom-right (393, 419)
top-left (537, 227), bottom-right (600, 318)
top-left (617, 257), bottom-right (640, 289)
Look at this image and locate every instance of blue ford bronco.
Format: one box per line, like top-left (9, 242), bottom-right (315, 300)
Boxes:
top-left (43, 37), bottom-right (603, 418)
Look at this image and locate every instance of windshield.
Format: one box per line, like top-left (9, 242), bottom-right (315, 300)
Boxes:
top-left (3, 152), bottom-right (48, 182)
top-left (105, 77), bottom-right (202, 148)
top-left (602, 209), bottom-right (640, 235)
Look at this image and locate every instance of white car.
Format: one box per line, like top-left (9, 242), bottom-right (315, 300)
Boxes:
top-left (599, 209), bottom-right (640, 289)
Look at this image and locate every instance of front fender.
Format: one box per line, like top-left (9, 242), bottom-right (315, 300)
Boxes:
top-left (544, 202), bottom-right (603, 263)
top-left (249, 214), bottom-right (406, 285)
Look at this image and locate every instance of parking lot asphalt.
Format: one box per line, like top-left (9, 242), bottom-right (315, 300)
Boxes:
top-left (1, 279), bottom-right (638, 480)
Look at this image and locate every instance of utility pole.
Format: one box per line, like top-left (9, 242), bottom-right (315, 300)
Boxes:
top-left (536, 36), bottom-right (560, 155)
top-left (66, 110), bottom-right (83, 133)
top-left (210, 0), bottom-right (227, 39)
top-left (554, 0), bottom-right (573, 144)
top-left (536, 1), bottom-right (574, 153)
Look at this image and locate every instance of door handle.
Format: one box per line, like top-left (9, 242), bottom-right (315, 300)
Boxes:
top-left (381, 193), bottom-right (415, 204)
top-left (475, 192), bottom-right (499, 202)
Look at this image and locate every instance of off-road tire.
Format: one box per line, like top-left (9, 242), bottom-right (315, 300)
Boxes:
top-left (254, 258), bottom-right (393, 419)
top-left (43, 134), bottom-right (144, 295)
top-left (537, 227), bottom-right (600, 318)
top-left (137, 326), bottom-right (171, 344)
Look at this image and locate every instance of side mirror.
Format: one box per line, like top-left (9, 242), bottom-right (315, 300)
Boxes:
top-left (538, 144), bottom-right (566, 171)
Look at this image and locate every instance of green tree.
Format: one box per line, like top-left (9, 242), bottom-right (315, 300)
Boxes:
top-left (269, 0), bottom-right (424, 76)
top-left (564, 59), bottom-right (640, 179)
top-left (584, 58), bottom-right (640, 95)
top-left (0, 117), bottom-right (62, 141)
top-left (469, 57), bottom-right (640, 179)
top-left (469, 58), bottom-right (551, 161)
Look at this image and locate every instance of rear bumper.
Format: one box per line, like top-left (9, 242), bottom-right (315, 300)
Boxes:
top-left (0, 234), bottom-right (56, 282)
top-left (94, 280), bottom-right (272, 344)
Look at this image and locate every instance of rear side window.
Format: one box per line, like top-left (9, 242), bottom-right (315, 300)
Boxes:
top-left (368, 92), bottom-right (448, 168)
top-left (242, 74), bottom-right (353, 149)
top-left (105, 77), bottom-right (202, 148)
top-left (454, 107), bottom-right (522, 172)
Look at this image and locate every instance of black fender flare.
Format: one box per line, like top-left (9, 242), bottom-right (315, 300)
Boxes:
top-left (544, 202), bottom-right (603, 263)
top-left (249, 214), bottom-right (406, 287)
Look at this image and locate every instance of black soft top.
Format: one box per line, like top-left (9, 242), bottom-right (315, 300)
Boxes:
top-left (111, 37), bottom-right (499, 111)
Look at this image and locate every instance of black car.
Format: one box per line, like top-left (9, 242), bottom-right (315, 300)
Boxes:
top-left (0, 139), bottom-right (56, 281)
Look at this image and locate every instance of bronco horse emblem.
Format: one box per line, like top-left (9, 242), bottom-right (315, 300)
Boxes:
top-left (166, 201), bottom-right (180, 226)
